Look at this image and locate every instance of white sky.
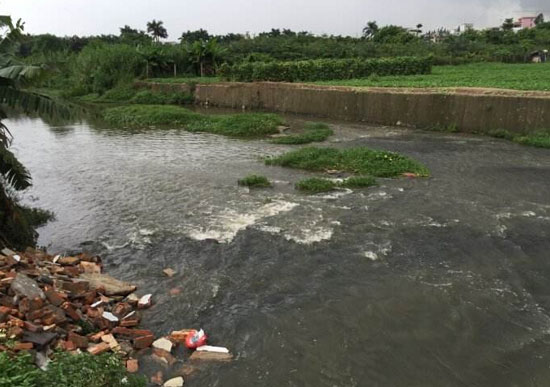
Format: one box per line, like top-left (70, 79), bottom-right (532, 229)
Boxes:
top-left (1, 0), bottom-right (548, 38)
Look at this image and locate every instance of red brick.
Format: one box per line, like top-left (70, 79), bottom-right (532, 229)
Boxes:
top-left (126, 359), bottom-right (139, 373)
top-left (120, 319), bottom-right (139, 327)
top-left (88, 330), bottom-right (107, 343)
top-left (87, 342), bottom-right (110, 355)
top-left (44, 289), bottom-right (64, 307)
top-left (14, 342), bottom-right (33, 351)
top-left (61, 302), bottom-right (81, 321)
top-left (62, 340), bottom-right (77, 351)
top-left (132, 335), bottom-right (154, 349)
top-left (112, 327), bottom-right (153, 337)
top-left (68, 332), bottom-right (89, 349)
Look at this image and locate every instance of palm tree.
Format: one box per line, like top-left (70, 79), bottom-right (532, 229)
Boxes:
top-left (146, 20), bottom-right (168, 43)
top-left (362, 21), bottom-right (379, 40)
top-left (0, 15), bottom-right (68, 248)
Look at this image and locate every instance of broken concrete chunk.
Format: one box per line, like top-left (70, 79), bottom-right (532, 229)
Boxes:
top-left (79, 273), bottom-right (136, 296)
top-left (21, 331), bottom-right (57, 350)
top-left (162, 268), bottom-right (176, 278)
top-left (152, 337), bottom-right (173, 353)
top-left (102, 311), bottom-right (119, 323)
top-left (138, 294), bottom-right (152, 309)
top-left (163, 377), bottom-right (184, 387)
top-left (1, 248), bottom-right (16, 256)
top-left (10, 274), bottom-right (45, 300)
top-left (189, 351), bottom-right (233, 362)
top-left (196, 345), bottom-right (229, 353)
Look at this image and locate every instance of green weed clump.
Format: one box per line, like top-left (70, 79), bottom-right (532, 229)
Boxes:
top-left (266, 146), bottom-right (429, 177)
top-left (103, 105), bottom-right (284, 138)
top-left (271, 122), bottom-right (333, 144)
top-left (0, 351), bottom-right (145, 387)
top-left (487, 129), bottom-right (550, 149)
top-left (295, 178), bottom-right (337, 193)
top-left (238, 174), bottom-right (272, 188)
top-left (513, 132), bottom-right (550, 148)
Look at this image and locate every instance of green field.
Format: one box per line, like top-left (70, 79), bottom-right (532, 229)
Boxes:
top-left (314, 62), bottom-right (550, 91)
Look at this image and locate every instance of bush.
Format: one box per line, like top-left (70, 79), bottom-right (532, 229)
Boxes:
top-left (72, 44), bottom-right (145, 94)
top-left (238, 174), bottom-right (272, 187)
top-left (222, 56), bottom-right (432, 82)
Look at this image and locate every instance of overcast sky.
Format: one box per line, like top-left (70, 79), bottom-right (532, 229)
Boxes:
top-left (2, 0), bottom-right (549, 38)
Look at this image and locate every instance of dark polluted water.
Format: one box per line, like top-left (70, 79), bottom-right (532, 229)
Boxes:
top-left (6, 113), bottom-right (550, 386)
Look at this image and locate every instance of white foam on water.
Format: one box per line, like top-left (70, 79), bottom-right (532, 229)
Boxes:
top-left (186, 200), bottom-right (298, 243)
top-left (256, 225), bottom-right (283, 234)
top-left (364, 251), bottom-right (379, 261)
top-left (317, 189), bottom-right (353, 199)
top-left (283, 227), bottom-right (334, 244)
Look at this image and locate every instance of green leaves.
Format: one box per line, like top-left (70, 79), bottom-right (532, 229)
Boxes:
top-left (222, 57), bottom-right (432, 82)
top-left (0, 145), bottom-right (32, 191)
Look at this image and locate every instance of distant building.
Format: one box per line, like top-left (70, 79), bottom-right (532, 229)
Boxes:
top-left (452, 23), bottom-right (474, 35)
top-left (518, 16), bottom-right (537, 29)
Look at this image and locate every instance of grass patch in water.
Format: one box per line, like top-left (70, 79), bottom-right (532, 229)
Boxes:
top-left (103, 105), bottom-right (284, 138)
top-left (488, 129), bottom-right (550, 149)
top-left (296, 175), bottom-right (377, 193)
top-left (271, 122), bottom-right (333, 144)
top-left (238, 174), bottom-right (272, 188)
top-left (266, 146), bottom-right (429, 177)
top-left (295, 178), bottom-right (337, 193)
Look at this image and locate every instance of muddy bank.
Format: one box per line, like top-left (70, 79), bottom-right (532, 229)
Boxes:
top-left (137, 81), bottom-right (550, 134)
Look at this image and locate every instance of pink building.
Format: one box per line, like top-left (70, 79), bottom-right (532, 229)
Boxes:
top-left (518, 16), bottom-right (536, 29)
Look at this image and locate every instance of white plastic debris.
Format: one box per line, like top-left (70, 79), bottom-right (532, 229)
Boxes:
top-left (91, 300), bottom-right (103, 308)
top-left (13, 255), bottom-right (21, 263)
top-left (102, 311), bottom-right (119, 322)
top-left (138, 294), bottom-right (152, 308)
top-left (152, 337), bottom-right (173, 353)
top-left (196, 345), bottom-right (229, 353)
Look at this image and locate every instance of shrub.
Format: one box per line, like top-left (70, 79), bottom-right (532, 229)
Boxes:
top-left (72, 44), bottom-right (145, 94)
top-left (222, 56), bottom-right (432, 82)
top-left (238, 174), bottom-right (272, 187)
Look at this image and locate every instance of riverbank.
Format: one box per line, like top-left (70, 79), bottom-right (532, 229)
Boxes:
top-left (0, 247), bottom-right (232, 386)
top-left (134, 80), bottom-right (550, 142)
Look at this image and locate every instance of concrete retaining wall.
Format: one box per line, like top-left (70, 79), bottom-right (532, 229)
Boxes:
top-left (140, 82), bottom-right (550, 134)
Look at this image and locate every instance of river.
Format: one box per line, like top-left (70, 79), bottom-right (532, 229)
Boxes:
top-left (6, 112), bottom-right (550, 386)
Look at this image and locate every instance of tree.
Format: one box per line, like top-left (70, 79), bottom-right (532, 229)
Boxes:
top-left (180, 29), bottom-right (211, 44)
top-left (362, 21), bottom-right (379, 39)
top-left (0, 15), bottom-right (68, 248)
top-left (502, 18), bottom-right (515, 31)
top-left (535, 13), bottom-right (544, 25)
top-left (187, 39), bottom-right (226, 77)
top-left (146, 20), bottom-right (168, 43)
top-left (120, 25), bottom-right (152, 46)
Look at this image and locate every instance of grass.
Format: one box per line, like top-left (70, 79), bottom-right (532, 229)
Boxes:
top-left (296, 175), bottom-right (377, 193)
top-left (78, 86), bottom-right (194, 106)
top-left (238, 174), bottom-right (272, 188)
top-left (148, 76), bottom-right (222, 85)
top-left (488, 129), bottom-right (550, 149)
top-left (103, 105), bottom-right (284, 138)
top-left (296, 178), bottom-right (338, 193)
top-left (271, 122), bottom-right (333, 144)
top-left (0, 351), bottom-right (145, 387)
top-left (266, 146), bottom-right (429, 178)
top-left (314, 62), bottom-right (550, 91)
